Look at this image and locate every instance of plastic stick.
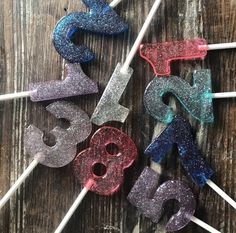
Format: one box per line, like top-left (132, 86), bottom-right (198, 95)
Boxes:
top-left (190, 216), bottom-right (221, 233)
top-left (109, 0), bottom-right (122, 8)
top-left (54, 179), bottom-right (94, 233)
top-left (0, 91), bottom-right (31, 101)
top-left (0, 153), bottom-right (43, 209)
top-left (211, 92), bottom-right (236, 99)
top-left (202, 42), bottom-right (236, 51)
top-left (206, 179), bottom-right (236, 210)
top-left (120, 0), bottom-right (162, 73)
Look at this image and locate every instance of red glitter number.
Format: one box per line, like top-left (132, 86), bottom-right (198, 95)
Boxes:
top-left (140, 38), bottom-right (208, 76)
top-left (73, 126), bottom-right (138, 195)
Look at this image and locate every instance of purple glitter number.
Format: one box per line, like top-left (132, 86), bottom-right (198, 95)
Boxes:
top-left (53, 0), bottom-right (128, 63)
top-left (128, 167), bottom-right (196, 232)
top-left (144, 69), bottom-right (214, 124)
top-left (145, 116), bottom-right (214, 187)
top-left (29, 63), bottom-right (98, 102)
top-left (73, 126), bottom-right (137, 195)
top-left (24, 101), bottom-right (92, 168)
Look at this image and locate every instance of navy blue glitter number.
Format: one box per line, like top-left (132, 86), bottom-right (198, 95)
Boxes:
top-left (53, 0), bottom-right (128, 63)
top-left (145, 116), bottom-right (214, 187)
top-left (128, 167), bottom-right (196, 232)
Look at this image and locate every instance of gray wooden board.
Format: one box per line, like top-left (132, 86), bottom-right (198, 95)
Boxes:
top-left (0, 0), bottom-right (235, 232)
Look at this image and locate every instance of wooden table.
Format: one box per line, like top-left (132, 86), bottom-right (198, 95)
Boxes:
top-left (0, 0), bottom-right (235, 232)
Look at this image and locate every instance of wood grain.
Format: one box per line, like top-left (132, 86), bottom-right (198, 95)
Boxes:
top-left (0, 0), bottom-right (235, 232)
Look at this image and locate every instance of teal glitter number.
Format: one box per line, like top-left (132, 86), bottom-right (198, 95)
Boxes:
top-left (143, 70), bottom-right (214, 124)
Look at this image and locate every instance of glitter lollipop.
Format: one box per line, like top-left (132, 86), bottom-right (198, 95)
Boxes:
top-left (128, 167), bottom-right (221, 233)
top-left (53, 126), bottom-right (137, 233)
top-left (0, 101), bottom-right (92, 209)
top-left (0, 63), bottom-right (98, 102)
top-left (0, 0), bottom-right (126, 102)
top-left (139, 38), bottom-right (236, 76)
top-left (91, 0), bottom-right (163, 125)
top-left (53, 0), bottom-right (128, 63)
top-left (143, 69), bottom-right (236, 124)
top-left (144, 116), bottom-right (236, 209)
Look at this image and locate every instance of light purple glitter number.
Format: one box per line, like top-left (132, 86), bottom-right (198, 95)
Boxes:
top-left (24, 101), bottom-right (92, 168)
top-left (29, 63), bottom-right (98, 102)
top-left (128, 167), bottom-right (196, 232)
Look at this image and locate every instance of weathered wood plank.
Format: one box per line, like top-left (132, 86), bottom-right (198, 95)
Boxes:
top-left (0, 0), bottom-right (235, 232)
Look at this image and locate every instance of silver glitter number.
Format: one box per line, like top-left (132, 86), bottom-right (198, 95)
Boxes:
top-left (24, 101), bottom-right (92, 168)
top-left (91, 63), bottom-right (133, 125)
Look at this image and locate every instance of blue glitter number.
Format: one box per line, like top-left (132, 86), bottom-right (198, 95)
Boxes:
top-left (145, 116), bottom-right (214, 187)
top-left (53, 0), bottom-right (128, 63)
top-left (143, 70), bottom-right (214, 124)
top-left (127, 167), bottom-right (196, 232)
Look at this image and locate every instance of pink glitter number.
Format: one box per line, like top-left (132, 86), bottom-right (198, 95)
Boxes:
top-left (140, 38), bottom-right (208, 76)
top-left (73, 126), bottom-right (138, 196)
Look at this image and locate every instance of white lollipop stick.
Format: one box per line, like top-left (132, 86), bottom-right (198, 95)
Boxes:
top-left (211, 92), bottom-right (236, 98)
top-left (0, 91), bottom-right (31, 101)
top-left (121, 0), bottom-right (162, 73)
top-left (54, 179), bottom-right (94, 233)
top-left (91, 0), bottom-right (163, 125)
top-left (0, 0), bottom-right (122, 102)
top-left (206, 179), bottom-right (236, 209)
top-left (199, 42), bottom-right (236, 51)
top-left (0, 153), bottom-right (44, 209)
top-left (190, 216), bottom-right (221, 233)
top-left (109, 0), bottom-right (122, 8)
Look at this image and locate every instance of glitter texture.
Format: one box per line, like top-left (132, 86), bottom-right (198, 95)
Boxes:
top-left (29, 63), bottom-right (98, 102)
top-left (128, 167), bottom-right (196, 232)
top-left (145, 116), bottom-right (214, 187)
top-left (91, 63), bottom-right (133, 125)
top-left (53, 0), bottom-right (128, 63)
top-left (140, 38), bottom-right (207, 76)
top-left (24, 101), bottom-right (92, 168)
top-left (73, 126), bottom-right (137, 195)
top-left (144, 70), bottom-right (214, 124)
